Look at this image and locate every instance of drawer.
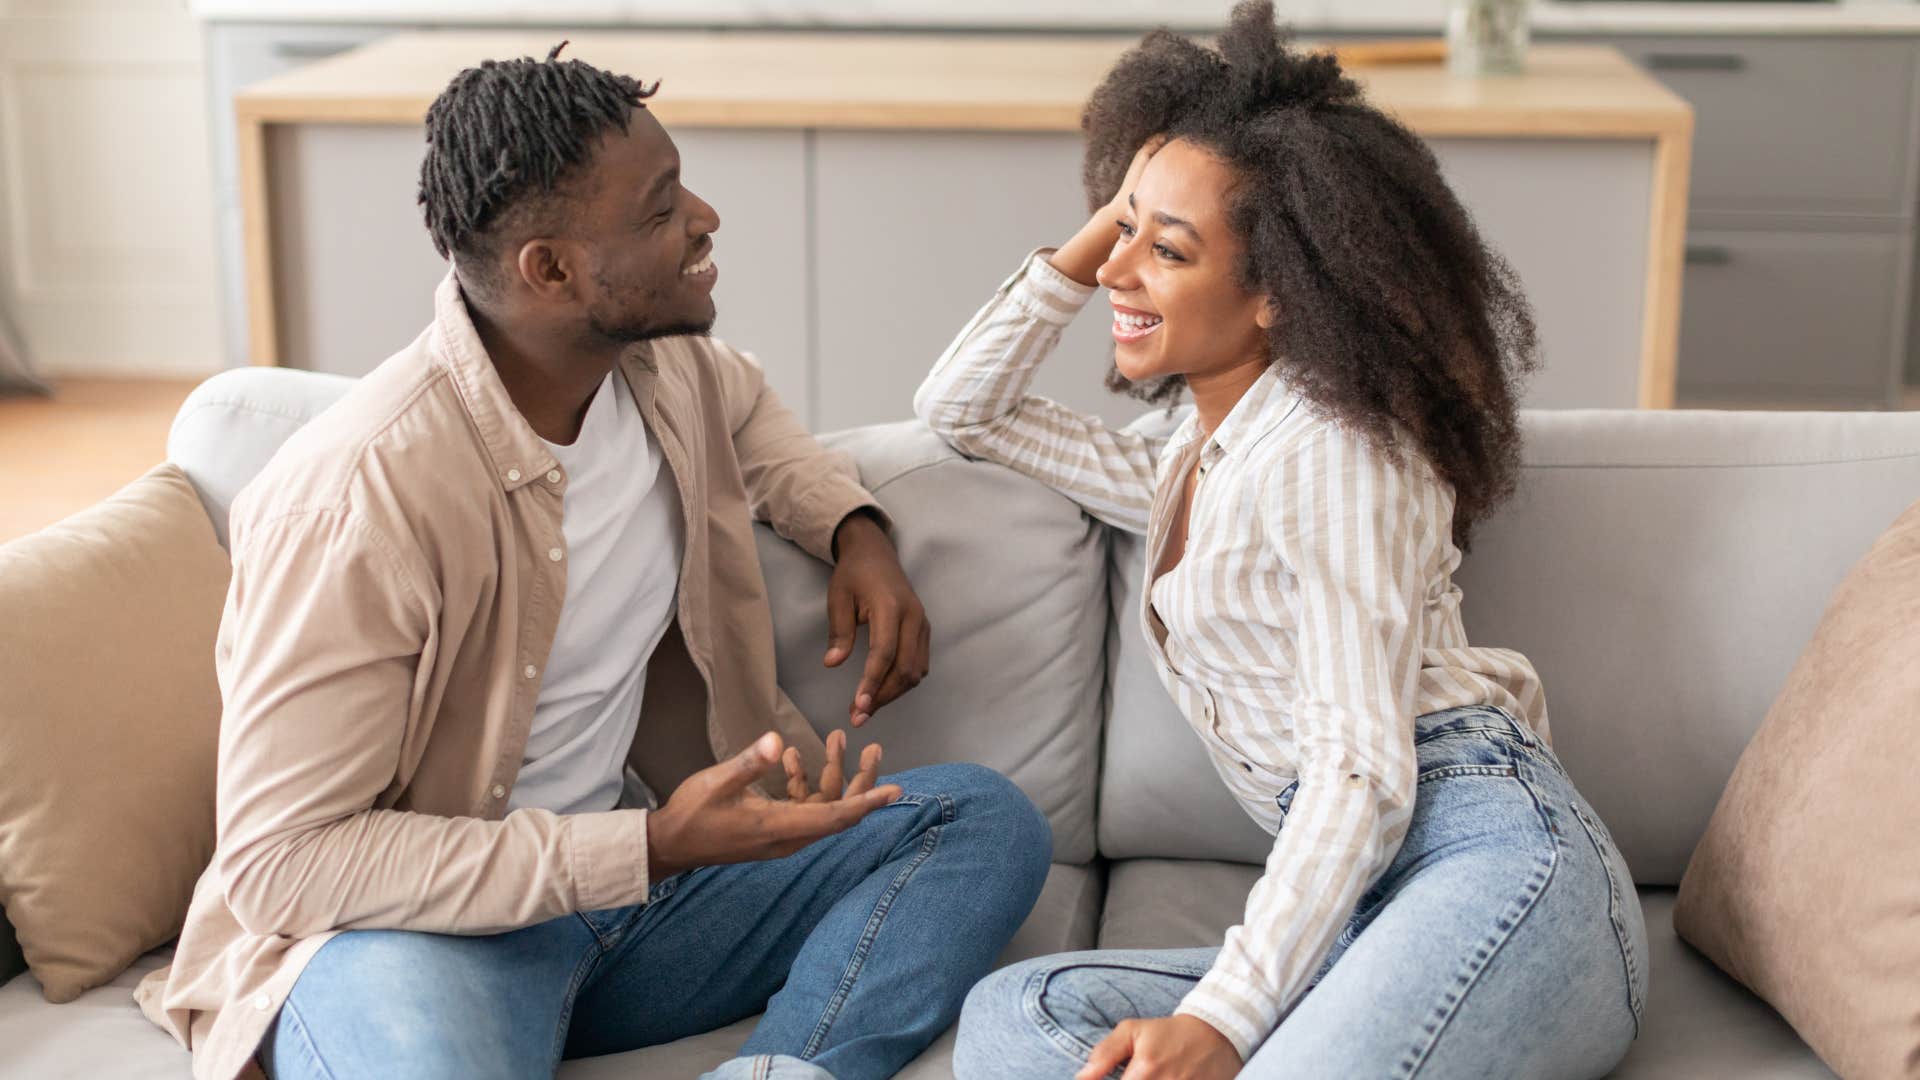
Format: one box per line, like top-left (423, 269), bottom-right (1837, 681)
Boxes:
top-left (1675, 229), bottom-right (1909, 404)
top-left (1605, 37), bottom-right (1920, 218)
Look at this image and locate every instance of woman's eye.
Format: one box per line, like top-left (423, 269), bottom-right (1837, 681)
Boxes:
top-left (1154, 243), bottom-right (1183, 261)
top-left (1116, 219), bottom-right (1135, 238)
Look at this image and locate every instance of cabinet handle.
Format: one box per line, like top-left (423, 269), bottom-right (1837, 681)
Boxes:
top-left (270, 41), bottom-right (360, 60)
top-left (1645, 53), bottom-right (1746, 73)
top-left (1685, 245), bottom-right (1733, 266)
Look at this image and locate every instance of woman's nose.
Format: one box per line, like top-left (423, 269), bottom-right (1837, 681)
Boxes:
top-left (1095, 245), bottom-right (1135, 292)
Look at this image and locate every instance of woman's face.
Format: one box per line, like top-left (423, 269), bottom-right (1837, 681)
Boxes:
top-left (1096, 139), bottom-right (1273, 385)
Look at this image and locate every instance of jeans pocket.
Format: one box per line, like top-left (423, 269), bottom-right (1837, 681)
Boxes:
top-left (1570, 803), bottom-right (1646, 1031)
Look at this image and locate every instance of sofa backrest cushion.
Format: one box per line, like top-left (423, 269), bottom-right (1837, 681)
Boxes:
top-left (755, 423), bottom-right (1111, 863)
top-left (1100, 408), bottom-right (1920, 885)
top-left (167, 367), bottom-right (355, 548)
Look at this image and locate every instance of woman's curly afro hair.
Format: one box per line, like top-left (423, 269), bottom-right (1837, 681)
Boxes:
top-left (1082, 0), bottom-right (1538, 547)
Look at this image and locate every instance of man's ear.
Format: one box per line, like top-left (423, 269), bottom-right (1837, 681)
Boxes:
top-left (514, 238), bottom-right (581, 303)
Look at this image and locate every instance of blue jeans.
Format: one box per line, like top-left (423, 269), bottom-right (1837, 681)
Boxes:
top-left (956, 707), bottom-right (1648, 1080)
top-left (259, 763), bottom-right (1052, 1080)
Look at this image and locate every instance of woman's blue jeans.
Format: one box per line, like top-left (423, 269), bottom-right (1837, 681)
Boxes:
top-left (956, 706), bottom-right (1649, 1080)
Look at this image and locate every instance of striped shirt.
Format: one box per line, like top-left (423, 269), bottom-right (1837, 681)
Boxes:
top-left (913, 251), bottom-right (1549, 1059)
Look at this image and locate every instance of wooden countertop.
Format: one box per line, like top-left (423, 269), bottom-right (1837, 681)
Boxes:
top-left (234, 31), bottom-right (1691, 139)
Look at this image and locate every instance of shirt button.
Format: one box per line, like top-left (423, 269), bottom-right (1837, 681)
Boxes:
top-left (492, 785), bottom-right (507, 799)
top-left (548, 547), bottom-right (563, 562)
top-left (252, 993), bottom-right (271, 1011)
top-left (506, 468), bottom-right (521, 483)
top-left (547, 470), bottom-right (562, 484)
top-left (523, 664), bottom-right (536, 679)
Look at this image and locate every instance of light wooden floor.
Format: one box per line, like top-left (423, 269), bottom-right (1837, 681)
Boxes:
top-left (0, 378), bottom-right (199, 545)
top-left (3, 378), bottom-right (1920, 548)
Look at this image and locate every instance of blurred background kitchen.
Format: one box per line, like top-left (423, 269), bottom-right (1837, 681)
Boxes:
top-left (4, 0), bottom-right (1919, 537)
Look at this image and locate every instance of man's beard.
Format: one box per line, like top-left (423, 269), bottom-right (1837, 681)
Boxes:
top-left (589, 311), bottom-right (716, 344)
top-left (588, 270), bottom-right (716, 344)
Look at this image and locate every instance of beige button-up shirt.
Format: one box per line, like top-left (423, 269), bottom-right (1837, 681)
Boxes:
top-left (136, 274), bottom-right (879, 1080)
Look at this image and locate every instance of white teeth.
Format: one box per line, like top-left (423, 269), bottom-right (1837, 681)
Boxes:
top-left (682, 254), bottom-right (714, 276)
top-left (1112, 311), bottom-right (1163, 332)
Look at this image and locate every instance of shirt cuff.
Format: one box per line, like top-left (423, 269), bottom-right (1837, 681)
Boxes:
top-left (566, 808), bottom-right (651, 912)
top-left (1175, 977), bottom-right (1273, 1063)
top-left (794, 483), bottom-right (890, 565)
top-left (1007, 248), bottom-right (1098, 325)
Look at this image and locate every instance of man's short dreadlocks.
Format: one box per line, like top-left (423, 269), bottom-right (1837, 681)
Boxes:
top-left (418, 42), bottom-right (658, 288)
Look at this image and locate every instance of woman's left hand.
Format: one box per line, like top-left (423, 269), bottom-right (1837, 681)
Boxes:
top-left (1075, 1016), bottom-right (1242, 1080)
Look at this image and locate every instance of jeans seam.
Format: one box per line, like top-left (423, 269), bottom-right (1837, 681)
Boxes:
top-left (276, 999), bottom-right (338, 1080)
top-left (1571, 804), bottom-right (1646, 1032)
top-left (798, 792), bottom-right (955, 1059)
top-left (550, 928), bottom-right (611, 1067)
top-left (1397, 761), bottom-right (1560, 1079)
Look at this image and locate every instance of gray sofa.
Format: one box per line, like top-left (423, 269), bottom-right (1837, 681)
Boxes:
top-left (7, 366), bottom-right (1914, 1078)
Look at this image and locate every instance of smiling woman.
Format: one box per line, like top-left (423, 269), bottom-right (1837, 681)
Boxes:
top-left (915, 3), bottom-right (1646, 1077)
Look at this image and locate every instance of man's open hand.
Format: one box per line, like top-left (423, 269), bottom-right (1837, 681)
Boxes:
top-left (825, 511), bottom-right (930, 726)
top-left (646, 732), bottom-right (902, 881)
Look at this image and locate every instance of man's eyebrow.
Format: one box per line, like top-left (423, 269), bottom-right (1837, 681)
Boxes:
top-left (641, 164), bottom-right (679, 207)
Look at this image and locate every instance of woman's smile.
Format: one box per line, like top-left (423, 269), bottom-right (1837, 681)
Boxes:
top-left (1111, 302), bottom-right (1164, 344)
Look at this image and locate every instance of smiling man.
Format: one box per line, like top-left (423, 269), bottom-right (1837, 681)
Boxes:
top-left (134, 47), bottom-right (1051, 1080)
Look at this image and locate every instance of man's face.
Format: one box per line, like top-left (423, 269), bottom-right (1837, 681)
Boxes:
top-left (566, 109), bottom-right (722, 344)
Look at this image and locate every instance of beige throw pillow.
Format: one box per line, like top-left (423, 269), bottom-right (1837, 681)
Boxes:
top-left (0, 464), bottom-right (229, 1002)
top-left (1675, 498), bottom-right (1920, 1080)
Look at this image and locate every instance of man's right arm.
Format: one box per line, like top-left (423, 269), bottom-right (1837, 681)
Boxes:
top-left (212, 508), bottom-right (649, 940)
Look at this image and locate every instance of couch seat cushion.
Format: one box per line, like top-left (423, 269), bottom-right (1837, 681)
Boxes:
top-left (1096, 859), bottom-right (1834, 1079)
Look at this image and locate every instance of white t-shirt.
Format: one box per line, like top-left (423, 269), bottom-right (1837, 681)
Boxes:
top-left (509, 369), bottom-right (683, 816)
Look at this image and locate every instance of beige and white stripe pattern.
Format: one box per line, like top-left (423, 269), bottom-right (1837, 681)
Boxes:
top-left (914, 252), bottom-right (1549, 1059)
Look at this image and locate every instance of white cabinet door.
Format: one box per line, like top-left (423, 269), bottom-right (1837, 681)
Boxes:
top-left (0, 0), bottom-right (222, 377)
top-left (269, 124), bottom-right (812, 417)
top-left (813, 131), bottom-right (1148, 434)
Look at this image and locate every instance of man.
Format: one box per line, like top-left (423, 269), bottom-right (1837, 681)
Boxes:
top-left (135, 46), bottom-right (1052, 1080)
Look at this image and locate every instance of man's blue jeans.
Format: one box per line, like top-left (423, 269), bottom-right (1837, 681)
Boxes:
top-left (258, 763), bottom-right (1053, 1080)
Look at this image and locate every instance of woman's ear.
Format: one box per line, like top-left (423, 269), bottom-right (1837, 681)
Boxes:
top-left (1255, 297), bottom-right (1278, 330)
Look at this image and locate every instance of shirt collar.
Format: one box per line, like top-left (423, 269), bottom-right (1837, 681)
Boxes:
top-left (1170, 363), bottom-right (1300, 466)
top-left (430, 270), bottom-right (657, 493)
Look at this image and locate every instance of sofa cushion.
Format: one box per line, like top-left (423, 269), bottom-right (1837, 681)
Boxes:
top-left (0, 465), bottom-right (229, 1002)
top-left (1095, 859), bottom-right (1834, 1078)
top-left (1098, 409), bottom-right (1920, 884)
top-left (166, 367), bottom-right (354, 548)
top-left (758, 423), bottom-right (1112, 863)
top-left (1674, 497), bottom-right (1920, 1080)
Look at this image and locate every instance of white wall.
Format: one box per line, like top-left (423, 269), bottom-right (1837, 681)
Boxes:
top-left (0, 0), bottom-right (222, 378)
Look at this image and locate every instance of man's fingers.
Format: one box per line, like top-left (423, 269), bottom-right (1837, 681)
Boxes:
top-left (722, 732), bottom-right (784, 795)
top-left (844, 742), bottom-right (883, 798)
top-left (870, 609), bottom-right (929, 711)
top-left (855, 605), bottom-right (900, 723)
top-left (763, 783), bottom-right (903, 847)
top-left (782, 745), bottom-right (812, 802)
top-left (1077, 1022), bottom-right (1136, 1080)
top-left (824, 584), bottom-right (856, 668)
top-left (819, 730), bottom-right (847, 801)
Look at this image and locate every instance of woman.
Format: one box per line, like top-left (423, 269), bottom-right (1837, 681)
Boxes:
top-left (916, 5), bottom-right (1647, 1078)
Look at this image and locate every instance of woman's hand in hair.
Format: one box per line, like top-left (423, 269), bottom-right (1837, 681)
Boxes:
top-left (1049, 135), bottom-right (1168, 288)
top-left (1075, 1014), bottom-right (1241, 1080)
